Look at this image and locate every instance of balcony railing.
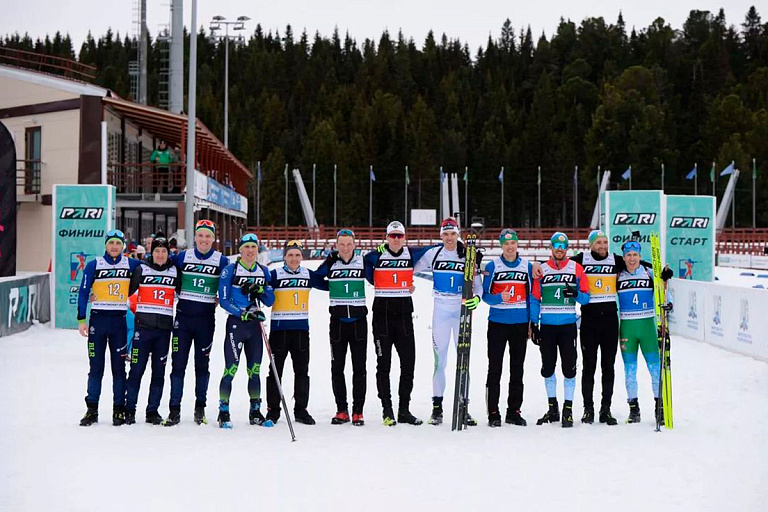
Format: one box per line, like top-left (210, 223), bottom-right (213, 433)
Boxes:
top-left (108, 163), bottom-right (186, 195)
top-left (16, 159), bottom-right (41, 195)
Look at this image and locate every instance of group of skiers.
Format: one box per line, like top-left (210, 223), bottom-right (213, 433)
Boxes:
top-left (77, 217), bottom-right (672, 429)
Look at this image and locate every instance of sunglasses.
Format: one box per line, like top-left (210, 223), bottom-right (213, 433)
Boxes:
top-left (286, 240), bottom-right (304, 249)
top-left (106, 229), bottom-right (125, 238)
top-left (622, 241), bottom-right (642, 253)
top-left (240, 233), bottom-right (259, 244)
top-left (552, 242), bottom-right (568, 250)
top-left (196, 219), bottom-right (215, 229)
top-left (337, 229), bottom-right (355, 238)
top-left (387, 233), bottom-right (404, 239)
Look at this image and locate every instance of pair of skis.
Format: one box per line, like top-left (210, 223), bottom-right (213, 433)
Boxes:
top-left (650, 233), bottom-right (673, 431)
top-left (452, 235), bottom-right (478, 431)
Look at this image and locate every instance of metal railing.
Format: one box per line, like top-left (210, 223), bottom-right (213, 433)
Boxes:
top-left (0, 47), bottom-right (97, 80)
top-left (108, 162), bottom-right (186, 195)
top-left (16, 159), bottom-right (41, 195)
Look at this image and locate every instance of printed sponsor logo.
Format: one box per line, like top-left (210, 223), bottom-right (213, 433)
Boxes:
top-left (710, 294), bottom-right (723, 338)
top-left (182, 263), bottom-right (218, 274)
top-left (613, 213), bottom-right (657, 225)
top-left (143, 276), bottom-right (176, 286)
top-left (669, 216), bottom-right (710, 229)
top-left (687, 290), bottom-right (699, 330)
top-left (737, 298), bottom-right (752, 344)
top-left (434, 261), bottom-right (465, 272)
top-left (541, 274), bottom-right (575, 284)
top-left (278, 278), bottom-right (310, 287)
top-left (618, 279), bottom-right (652, 290)
top-left (582, 265), bottom-right (615, 274)
top-left (95, 269), bottom-right (130, 279)
top-left (59, 207), bottom-right (104, 220)
top-left (330, 269), bottom-right (363, 279)
top-left (495, 271), bottom-right (528, 281)
top-left (378, 259), bottom-right (412, 268)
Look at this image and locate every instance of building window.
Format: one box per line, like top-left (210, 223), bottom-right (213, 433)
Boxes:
top-left (23, 127), bottom-right (41, 194)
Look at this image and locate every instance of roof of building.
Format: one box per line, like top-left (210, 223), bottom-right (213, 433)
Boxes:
top-left (0, 63), bottom-right (110, 98)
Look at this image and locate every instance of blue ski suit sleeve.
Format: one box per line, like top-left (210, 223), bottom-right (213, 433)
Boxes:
top-left (481, 260), bottom-right (502, 306)
top-left (217, 263), bottom-right (243, 316)
top-left (363, 251), bottom-right (379, 285)
top-left (309, 268), bottom-right (329, 291)
top-left (77, 259), bottom-right (98, 320)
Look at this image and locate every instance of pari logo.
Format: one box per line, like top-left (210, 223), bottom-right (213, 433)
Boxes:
top-left (59, 207), bottom-right (104, 220)
top-left (613, 213), bottom-right (657, 225)
top-left (670, 216), bottom-right (710, 229)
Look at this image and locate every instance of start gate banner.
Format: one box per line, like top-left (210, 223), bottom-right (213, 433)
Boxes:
top-left (602, 190), bottom-right (664, 261)
top-left (664, 195), bottom-right (716, 281)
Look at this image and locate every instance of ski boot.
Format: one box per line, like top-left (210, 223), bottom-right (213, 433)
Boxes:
top-left (397, 408), bottom-right (423, 426)
top-left (428, 397), bottom-right (443, 425)
top-left (488, 411), bottom-right (502, 428)
top-left (80, 402), bottom-right (98, 427)
top-left (581, 405), bottom-right (595, 424)
top-left (294, 409), bottom-right (316, 425)
top-left (331, 410), bottom-right (350, 425)
top-left (249, 399), bottom-right (274, 427)
top-left (561, 400), bottom-right (574, 428)
top-left (218, 400), bottom-right (233, 429)
top-left (145, 411), bottom-right (164, 425)
top-left (382, 404), bottom-right (397, 427)
top-left (352, 413), bottom-right (365, 426)
top-left (265, 408), bottom-right (280, 425)
top-left (124, 409), bottom-right (136, 425)
top-left (164, 405), bottom-right (181, 426)
top-left (655, 397), bottom-right (664, 425)
top-left (627, 398), bottom-right (641, 423)
top-left (599, 406), bottom-right (618, 426)
top-left (112, 406), bottom-right (126, 426)
top-left (505, 409), bottom-right (527, 426)
top-left (464, 412), bottom-right (478, 426)
top-left (536, 398), bottom-right (560, 425)
top-left (194, 403), bottom-right (207, 425)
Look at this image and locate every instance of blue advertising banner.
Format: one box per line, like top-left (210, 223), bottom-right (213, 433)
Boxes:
top-left (665, 195), bottom-right (716, 281)
top-left (51, 185), bottom-right (115, 328)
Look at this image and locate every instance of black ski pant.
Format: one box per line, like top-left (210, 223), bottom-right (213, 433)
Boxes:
top-left (372, 311), bottom-right (416, 412)
top-left (330, 316), bottom-right (367, 415)
top-left (486, 321), bottom-right (528, 415)
top-left (539, 323), bottom-right (578, 379)
top-left (580, 312), bottom-right (619, 408)
top-left (266, 329), bottom-right (310, 417)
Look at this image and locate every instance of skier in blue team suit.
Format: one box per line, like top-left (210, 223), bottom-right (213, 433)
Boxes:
top-left (216, 233), bottom-right (275, 429)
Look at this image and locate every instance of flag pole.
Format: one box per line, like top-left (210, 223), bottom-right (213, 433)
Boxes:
top-left (694, 163), bottom-right (698, 195)
top-left (256, 161), bottom-right (261, 226)
top-left (629, 165), bottom-right (632, 190)
top-left (753, 158), bottom-right (757, 228)
top-left (661, 162), bottom-right (665, 192)
top-left (573, 165), bottom-right (579, 228)
top-left (284, 164), bottom-right (289, 227)
top-left (404, 165), bottom-right (408, 225)
top-left (369, 165), bottom-right (373, 228)
top-left (500, 166), bottom-right (504, 227)
top-left (464, 166), bottom-right (468, 225)
top-left (538, 165), bottom-right (542, 228)
top-left (732, 160), bottom-right (736, 228)
top-left (333, 164), bottom-right (337, 227)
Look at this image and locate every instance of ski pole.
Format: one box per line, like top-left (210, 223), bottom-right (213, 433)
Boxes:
top-left (260, 324), bottom-right (297, 442)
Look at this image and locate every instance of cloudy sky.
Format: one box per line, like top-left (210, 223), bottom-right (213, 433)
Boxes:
top-left (0, 1), bottom-right (759, 52)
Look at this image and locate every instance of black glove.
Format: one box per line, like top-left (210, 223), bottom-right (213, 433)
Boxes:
top-left (241, 282), bottom-right (265, 302)
top-left (241, 306), bottom-right (266, 323)
top-left (475, 250), bottom-right (484, 270)
top-left (457, 241), bottom-right (466, 259)
top-left (661, 265), bottom-right (673, 282)
top-left (323, 250), bottom-right (339, 268)
top-left (563, 283), bottom-right (578, 298)
top-left (530, 324), bottom-right (541, 345)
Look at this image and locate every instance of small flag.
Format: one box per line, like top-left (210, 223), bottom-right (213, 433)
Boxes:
top-left (710, 161), bottom-right (715, 182)
top-left (370, 168), bottom-right (376, 182)
top-left (405, 167), bottom-right (410, 185)
top-left (463, 168), bottom-right (468, 182)
top-left (720, 162), bottom-right (734, 176)
top-left (622, 167), bottom-right (631, 180)
top-left (686, 167), bottom-right (697, 180)
top-left (440, 170), bottom-right (445, 182)
top-left (257, 166), bottom-right (261, 182)
top-left (498, 168), bottom-right (504, 182)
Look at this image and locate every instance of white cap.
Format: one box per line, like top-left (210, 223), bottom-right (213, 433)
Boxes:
top-left (136, 245), bottom-right (146, 254)
top-left (386, 221), bottom-right (406, 235)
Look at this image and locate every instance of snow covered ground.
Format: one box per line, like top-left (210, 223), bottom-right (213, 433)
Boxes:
top-left (714, 265), bottom-right (768, 289)
top-left (2, 262), bottom-right (767, 511)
